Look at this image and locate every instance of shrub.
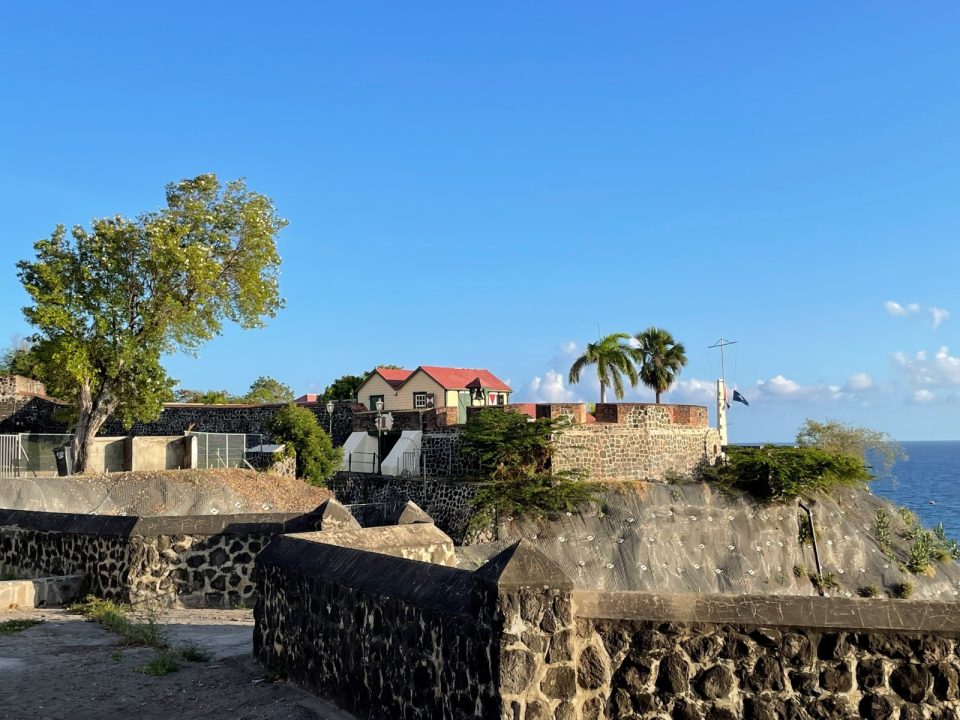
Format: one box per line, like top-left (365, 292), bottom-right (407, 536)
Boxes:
top-left (793, 564), bottom-right (806, 578)
top-left (702, 446), bottom-right (872, 500)
top-left (795, 419), bottom-right (905, 474)
top-left (809, 572), bottom-right (840, 592)
top-left (139, 653), bottom-right (180, 676)
top-left (857, 585), bottom-right (881, 598)
top-left (462, 408), bottom-right (596, 523)
top-left (875, 508), bottom-right (892, 556)
top-left (266, 404), bottom-right (342, 485)
top-left (890, 581), bottom-right (914, 599)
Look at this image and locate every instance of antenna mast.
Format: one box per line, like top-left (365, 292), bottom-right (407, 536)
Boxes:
top-left (708, 338), bottom-right (737, 449)
top-left (708, 337), bottom-right (737, 384)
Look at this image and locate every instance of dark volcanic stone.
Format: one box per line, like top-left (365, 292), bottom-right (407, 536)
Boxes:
top-left (933, 661), bottom-right (960, 701)
top-left (820, 662), bottom-right (853, 693)
top-left (546, 629), bottom-right (573, 662)
top-left (682, 634), bottom-right (723, 663)
top-left (577, 645), bottom-right (607, 690)
top-left (705, 705), bottom-right (737, 720)
top-left (656, 653), bottom-right (689, 694)
top-left (900, 706), bottom-right (924, 720)
top-left (859, 695), bottom-right (896, 720)
top-left (540, 666), bottom-right (576, 700)
top-left (788, 670), bottom-right (818, 695)
top-left (779, 632), bottom-right (814, 667)
top-left (890, 664), bottom-right (931, 704)
top-left (721, 633), bottom-right (754, 660)
top-left (856, 658), bottom-right (886, 691)
top-left (817, 633), bottom-right (850, 661)
top-left (745, 655), bottom-right (784, 692)
top-left (671, 699), bottom-right (701, 720)
top-left (808, 696), bottom-right (854, 720)
top-left (500, 649), bottom-right (536, 694)
top-left (695, 665), bottom-right (734, 699)
top-left (581, 697), bottom-right (604, 720)
top-left (553, 700), bottom-right (575, 720)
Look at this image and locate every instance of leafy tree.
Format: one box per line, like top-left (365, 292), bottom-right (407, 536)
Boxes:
top-left (462, 408), bottom-right (596, 523)
top-left (568, 333), bottom-right (640, 403)
top-left (16, 174), bottom-right (285, 471)
top-left (266, 404), bottom-right (342, 485)
top-left (634, 326), bottom-right (687, 403)
top-left (321, 374), bottom-right (366, 403)
top-left (796, 419), bottom-right (906, 473)
top-left (0, 337), bottom-right (45, 382)
top-left (174, 389), bottom-right (236, 404)
top-left (702, 445), bottom-right (872, 500)
top-left (243, 376), bottom-right (293, 404)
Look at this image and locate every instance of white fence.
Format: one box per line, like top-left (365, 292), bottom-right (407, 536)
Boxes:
top-left (188, 431), bottom-right (247, 469)
top-left (0, 435), bottom-right (20, 478)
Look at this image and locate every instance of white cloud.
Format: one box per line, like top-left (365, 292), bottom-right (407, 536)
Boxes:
top-left (524, 370), bottom-right (578, 403)
top-left (662, 378), bottom-right (716, 404)
top-left (930, 307), bottom-right (950, 329)
top-left (892, 346), bottom-right (960, 388)
top-left (912, 389), bottom-right (935, 403)
top-left (884, 300), bottom-right (920, 317)
top-left (754, 375), bottom-right (847, 402)
top-left (846, 373), bottom-right (873, 391)
top-left (559, 341), bottom-right (578, 356)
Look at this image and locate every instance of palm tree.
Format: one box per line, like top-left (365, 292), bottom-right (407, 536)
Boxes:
top-left (568, 333), bottom-right (641, 403)
top-left (635, 326), bottom-right (687, 403)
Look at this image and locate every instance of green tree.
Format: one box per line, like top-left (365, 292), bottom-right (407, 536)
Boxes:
top-left (243, 376), bottom-right (294, 404)
top-left (321, 374), bottom-right (366, 403)
top-left (0, 337), bottom-right (45, 382)
top-left (462, 408), bottom-right (596, 522)
top-left (796, 419), bottom-right (905, 473)
top-left (567, 333), bottom-right (640, 403)
top-left (17, 174), bottom-right (285, 471)
top-left (266, 404), bottom-right (342, 485)
top-left (634, 326), bottom-right (687, 403)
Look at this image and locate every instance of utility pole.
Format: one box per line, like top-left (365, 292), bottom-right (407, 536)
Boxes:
top-left (708, 338), bottom-right (737, 448)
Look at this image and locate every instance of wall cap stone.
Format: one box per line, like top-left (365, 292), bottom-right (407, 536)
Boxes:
top-left (475, 539), bottom-right (574, 590)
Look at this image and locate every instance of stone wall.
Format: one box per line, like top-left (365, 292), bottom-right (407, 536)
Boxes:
top-left (553, 405), bottom-right (722, 482)
top-left (0, 508), bottom-right (327, 607)
top-left (254, 539), bottom-right (960, 720)
top-left (328, 472), bottom-right (484, 543)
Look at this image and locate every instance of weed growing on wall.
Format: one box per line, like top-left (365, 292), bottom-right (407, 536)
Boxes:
top-left (875, 508), bottom-right (893, 556)
top-left (462, 408), bottom-right (596, 525)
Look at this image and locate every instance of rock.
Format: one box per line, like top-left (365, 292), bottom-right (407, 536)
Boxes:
top-left (671, 699), bottom-right (701, 720)
top-left (856, 658), bottom-right (886, 691)
top-left (788, 670), bottom-right (817, 695)
top-left (577, 645), bottom-right (608, 690)
top-left (817, 633), bottom-right (850, 661)
top-left (890, 664), bottom-right (931, 703)
top-left (705, 705), bottom-right (738, 720)
top-left (743, 698), bottom-right (776, 720)
top-left (744, 655), bottom-right (784, 692)
top-left (859, 695), bottom-right (896, 720)
top-left (807, 697), bottom-right (854, 720)
top-left (682, 634), bottom-right (723, 663)
top-left (779, 633), bottom-right (813, 667)
top-left (581, 697), bottom-right (604, 720)
top-left (553, 700), bottom-right (576, 720)
top-left (820, 662), bottom-right (853, 693)
top-left (900, 706), bottom-right (924, 720)
top-left (540, 666), bottom-right (576, 699)
top-left (695, 665), bottom-right (734, 699)
top-left (500, 649), bottom-right (536, 694)
top-left (547, 630), bottom-right (574, 663)
top-left (721, 633), bottom-right (754, 660)
top-left (656, 653), bottom-right (689, 694)
top-left (933, 661), bottom-right (960, 700)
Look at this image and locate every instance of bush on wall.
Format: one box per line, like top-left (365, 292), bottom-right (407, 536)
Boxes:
top-left (266, 404), bottom-right (342, 486)
top-left (461, 408), bottom-right (596, 523)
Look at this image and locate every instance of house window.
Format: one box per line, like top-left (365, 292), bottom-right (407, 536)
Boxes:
top-left (413, 392), bottom-right (433, 409)
top-left (488, 392), bottom-right (498, 406)
top-left (498, 393), bottom-right (506, 405)
top-left (369, 395), bottom-right (384, 411)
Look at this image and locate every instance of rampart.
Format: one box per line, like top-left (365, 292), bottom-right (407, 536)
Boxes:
top-left (256, 538), bottom-right (960, 720)
top-left (0, 507), bottom-right (328, 607)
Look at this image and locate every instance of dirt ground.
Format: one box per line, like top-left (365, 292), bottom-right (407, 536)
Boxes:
top-left (0, 608), bottom-right (354, 720)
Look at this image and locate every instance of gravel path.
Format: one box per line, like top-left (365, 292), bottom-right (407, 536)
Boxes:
top-left (0, 608), bottom-right (354, 720)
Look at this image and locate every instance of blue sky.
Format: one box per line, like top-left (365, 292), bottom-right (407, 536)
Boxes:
top-left (1, 3), bottom-right (959, 441)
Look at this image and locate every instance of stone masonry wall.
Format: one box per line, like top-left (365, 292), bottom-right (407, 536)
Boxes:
top-left (328, 472), bottom-right (484, 544)
top-left (0, 509), bottom-right (324, 607)
top-left (553, 405), bottom-right (722, 482)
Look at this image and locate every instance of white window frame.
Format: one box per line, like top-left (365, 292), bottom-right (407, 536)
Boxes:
top-left (413, 392), bottom-right (428, 409)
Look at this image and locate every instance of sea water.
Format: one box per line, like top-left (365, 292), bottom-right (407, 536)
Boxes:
top-left (870, 441), bottom-right (960, 540)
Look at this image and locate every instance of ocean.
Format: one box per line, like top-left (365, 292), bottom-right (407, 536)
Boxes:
top-left (870, 441), bottom-right (960, 540)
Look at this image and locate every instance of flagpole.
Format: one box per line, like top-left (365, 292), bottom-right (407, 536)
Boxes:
top-left (709, 338), bottom-right (737, 448)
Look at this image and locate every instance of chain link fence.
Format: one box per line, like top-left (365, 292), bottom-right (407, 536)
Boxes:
top-left (187, 432), bottom-right (247, 469)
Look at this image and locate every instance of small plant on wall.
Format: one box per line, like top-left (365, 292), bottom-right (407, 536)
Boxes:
top-left (461, 408), bottom-right (596, 525)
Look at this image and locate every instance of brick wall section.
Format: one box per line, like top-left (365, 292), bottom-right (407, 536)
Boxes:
top-left (553, 405), bottom-right (721, 482)
top-left (0, 509), bottom-right (326, 607)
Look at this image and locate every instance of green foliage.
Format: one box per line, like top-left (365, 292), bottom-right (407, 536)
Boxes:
top-left (875, 508), bottom-right (893, 556)
top-left (809, 572), bottom-right (840, 592)
top-left (793, 564), bottom-right (806, 578)
top-left (322, 373), bottom-right (366, 403)
top-left (568, 332), bottom-right (641, 403)
top-left (72, 596), bottom-right (165, 648)
top-left (243, 376), bottom-right (294, 404)
top-left (797, 512), bottom-right (814, 545)
top-left (266, 404), bottom-right (342, 485)
top-left (462, 408), bottom-right (597, 523)
top-left (634, 326), bottom-right (688, 403)
top-left (897, 506), bottom-right (916, 525)
top-left (0, 619), bottom-right (41, 636)
top-left (0, 336), bottom-right (46, 382)
top-left (891, 581), bottom-right (914, 599)
top-left (17, 174), bottom-right (286, 471)
top-left (177, 642), bottom-right (211, 663)
top-left (795, 419), bottom-right (905, 474)
top-left (702, 446), bottom-right (872, 500)
top-left (902, 521), bottom-right (957, 574)
top-left (174, 388), bottom-right (235, 404)
top-left (138, 653), bottom-right (180, 676)
top-left (858, 585), bottom-right (881, 598)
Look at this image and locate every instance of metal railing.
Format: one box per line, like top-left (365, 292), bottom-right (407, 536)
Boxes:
top-left (401, 450), bottom-right (423, 478)
top-left (188, 431), bottom-right (247, 469)
top-left (344, 451), bottom-right (378, 473)
top-left (0, 435), bottom-right (20, 478)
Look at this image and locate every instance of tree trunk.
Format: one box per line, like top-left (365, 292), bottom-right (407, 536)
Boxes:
top-left (656, 389), bottom-right (662, 404)
top-left (600, 382), bottom-right (606, 404)
top-left (71, 381), bottom-right (118, 473)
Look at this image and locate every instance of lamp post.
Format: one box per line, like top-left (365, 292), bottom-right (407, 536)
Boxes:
top-left (375, 398), bottom-right (384, 474)
top-left (325, 400), bottom-right (335, 438)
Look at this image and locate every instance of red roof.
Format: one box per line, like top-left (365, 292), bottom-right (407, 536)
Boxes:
top-left (374, 367), bottom-right (414, 389)
top-left (417, 366), bottom-right (512, 393)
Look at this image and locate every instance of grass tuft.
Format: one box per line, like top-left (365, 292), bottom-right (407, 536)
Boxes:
top-left (71, 596), bottom-right (166, 649)
top-left (138, 653), bottom-right (180, 676)
top-left (0, 619), bottom-right (41, 636)
top-left (178, 642), bottom-right (212, 663)
top-left (890, 581), bottom-right (914, 599)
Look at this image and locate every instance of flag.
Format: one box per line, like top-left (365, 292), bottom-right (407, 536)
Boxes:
top-left (732, 389), bottom-right (749, 406)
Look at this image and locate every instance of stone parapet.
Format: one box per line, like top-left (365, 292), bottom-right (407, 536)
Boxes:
top-left (593, 403), bottom-right (708, 427)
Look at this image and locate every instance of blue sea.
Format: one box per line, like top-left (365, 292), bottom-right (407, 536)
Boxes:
top-left (870, 441), bottom-right (960, 540)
